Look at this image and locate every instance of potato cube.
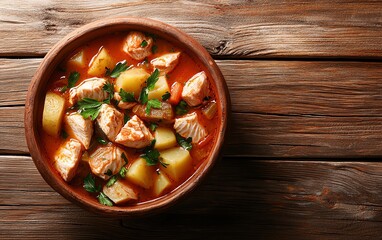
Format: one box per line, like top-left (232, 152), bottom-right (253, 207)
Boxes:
top-left (67, 50), bottom-right (85, 68)
top-left (115, 68), bottom-right (150, 97)
top-left (153, 171), bottom-right (172, 196)
top-left (159, 147), bottom-right (193, 182)
top-left (103, 180), bottom-right (138, 205)
top-left (125, 158), bottom-right (154, 189)
top-left (42, 92), bottom-right (66, 137)
top-left (154, 127), bottom-right (176, 150)
top-left (148, 75), bottom-right (170, 100)
top-left (88, 48), bottom-right (114, 76)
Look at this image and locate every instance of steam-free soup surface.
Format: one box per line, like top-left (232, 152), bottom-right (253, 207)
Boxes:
top-left (41, 31), bottom-right (220, 206)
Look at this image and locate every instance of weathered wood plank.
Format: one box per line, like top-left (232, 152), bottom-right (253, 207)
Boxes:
top-left (1, 1), bottom-right (382, 58)
top-left (2, 155), bottom-right (382, 239)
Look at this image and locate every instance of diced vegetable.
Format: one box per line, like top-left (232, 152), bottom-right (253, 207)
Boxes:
top-left (159, 147), bottom-right (193, 182)
top-left (125, 158), bottom-right (155, 189)
top-left (168, 82), bottom-right (183, 105)
top-left (115, 68), bottom-right (150, 97)
top-left (132, 102), bottom-right (174, 121)
top-left (153, 172), bottom-right (172, 196)
top-left (42, 92), bottom-right (66, 137)
top-left (88, 48), bottom-right (114, 76)
top-left (103, 180), bottom-right (138, 204)
top-left (154, 127), bottom-right (176, 150)
top-left (202, 100), bottom-right (217, 120)
top-left (148, 75), bottom-right (170, 100)
top-left (67, 50), bottom-right (85, 68)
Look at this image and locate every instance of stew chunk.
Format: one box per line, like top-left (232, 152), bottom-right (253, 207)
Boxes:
top-left (103, 181), bottom-right (138, 204)
top-left (64, 113), bottom-right (93, 150)
top-left (181, 71), bottom-right (209, 106)
top-left (96, 104), bottom-right (124, 142)
top-left (123, 31), bottom-right (153, 60)
top-left (115, 115), bottom-right (154, 148)
top-left (54, 138), bottom-right (82, 182)
top-left (150, 52), bottom-right (181, 74)
top-left (89, 144), bottom-right (125, 180)
top-left (174, 112), bottom-right (207, 143)
top-left (69, 77), bottom-right (108, 105)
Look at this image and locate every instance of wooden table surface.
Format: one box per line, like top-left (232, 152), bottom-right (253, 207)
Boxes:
top-left (1, 1), bottom-right (382, 239)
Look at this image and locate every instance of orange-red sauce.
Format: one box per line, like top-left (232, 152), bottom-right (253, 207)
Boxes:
top-left (41, 31), bottom-right (220, 205)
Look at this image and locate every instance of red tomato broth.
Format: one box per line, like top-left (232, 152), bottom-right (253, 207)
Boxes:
top-left (41, 31), bottom-right (220, 206)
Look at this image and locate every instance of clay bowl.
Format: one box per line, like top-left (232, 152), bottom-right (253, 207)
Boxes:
top-left (25, 17), bottom-right (229, 216)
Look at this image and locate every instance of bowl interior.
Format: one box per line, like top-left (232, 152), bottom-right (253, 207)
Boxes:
top-left (25, 17), bottom-right (229, 216)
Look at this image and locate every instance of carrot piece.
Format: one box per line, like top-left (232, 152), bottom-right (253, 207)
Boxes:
top-left (168, 82), bottom-right (183, 105)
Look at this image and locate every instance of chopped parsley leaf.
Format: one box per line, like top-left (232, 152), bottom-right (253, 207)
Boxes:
top-left (97, 192), bottom-right (113, 206)
top-left (83, 174), bottom-right (101, 193)
top-left (140, 40), bottom-right (148, 47)
top-left (149, 122), bottom-right (158, 132)
top-left (176, 133), bottom-right (193, 151)
top-left (106, 60), bottom-right (129, 78)
top-left (161, 91), bottom-right (171, 101)
top-left (106, 175), bottom-right (118, 187)
top-left (68, 71), bottom-right (80, 88)
top-left (145, 99), bottom-right (162, 114)
top-left (77, 98), bottom-right (104, 120)
top-left (175, 100), bottom-right (188, 116)
top-left (119, 88), bottom-right (136, 102)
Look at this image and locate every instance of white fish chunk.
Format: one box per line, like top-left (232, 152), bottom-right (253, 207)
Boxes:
top-left (123, 31), bottom-right (153, 60)
top-left (64, 113), bottom-right (93, 149)
top-left (150, 52), bottom-right (181, 74)
top-left (115, 115), bottom-right (154, 148)
top-left (114, 92), bottom-right (137, 110)
top-left (96, 104), bottom-right (124, 142)
top-left (103, 180), bottom-right (138, 204)
top-left (181, 71), bottom-right (209, 107)
top-left (53, 138), bottom-right (82, 182)
top-left (69, 77), bottom-right (108, 105)
top-left (174, 112), bottom-right (207, 143)
top-left (89, 144), bottom-right (125, 180)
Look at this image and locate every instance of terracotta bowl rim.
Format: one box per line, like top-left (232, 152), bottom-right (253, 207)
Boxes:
top-left (24, 17), bottom-right (229, 216)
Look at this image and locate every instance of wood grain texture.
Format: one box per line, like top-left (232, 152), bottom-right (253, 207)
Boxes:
top-left (2, 155), bottom-right (382, 239)
top-left (1, 0), bottom-right (382, 58)
top-left (2, 59), bottom-right (382, 157)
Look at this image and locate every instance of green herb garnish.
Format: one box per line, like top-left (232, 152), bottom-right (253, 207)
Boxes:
top-left (68, 71), bottom-right (80, 88)
top-left (141, 149), bottom-right (160, 166)
top-left (97, 137), bottom-right (107, 145)
top-left (124, 114), bottom-right (130, 124)
top-left (176, 133), bottom-right (193, 151)
top-left (145, 99), bottom-right (162, 114)
top-left (119, 166), bottom-right (127, 178)
top-left (83, 174), bottom-right (101, 193)
top-left (97, 192), bottom-right (113, 206)
top-left (151, 45), bottom-right (158, 54)
top-left (140, 40), bottom-right (148, 47)
top-left (121, 153), bottom-right (128, 164)
top-left (119, 88), bottom-right (136, 102)
top-left (106, 175), bottom-right (118, 187)
top-left (105, 169), bottom-right (113, 176)
top-left (106, 60), bottom-right (129, 78)
top-left (161, 91), bottom-right (171, 101)
top-left (138, 87), bottom-right (149, 104)
top-left (146, 69), bottom-right (160, 91)
top-left (77, 98), bottom-right (104, 120)
top-left (175, 100), bottom-right (188, 116)
top-left (149, 122), bottom-right (158, 132)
